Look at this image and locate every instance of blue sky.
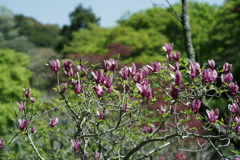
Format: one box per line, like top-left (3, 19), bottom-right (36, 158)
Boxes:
top-left (0, 0), bottom-right (225, 28)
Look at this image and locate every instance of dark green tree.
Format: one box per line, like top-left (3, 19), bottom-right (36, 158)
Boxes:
top-left (57, 4), bottom-right (100, 51)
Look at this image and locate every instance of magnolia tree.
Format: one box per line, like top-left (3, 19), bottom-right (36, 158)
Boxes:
top-left (1, 43), bottom-right (240, 159)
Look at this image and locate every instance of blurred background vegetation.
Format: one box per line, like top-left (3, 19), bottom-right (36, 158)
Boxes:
top-left (0, 0), bottom-right (240, 158)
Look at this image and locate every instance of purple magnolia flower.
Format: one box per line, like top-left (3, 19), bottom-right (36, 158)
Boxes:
top-left (97, 108), bottom-right (108, 120)
top-left (50, 118), bottom-right (58, 127)
top-left (128, 62), bottom-right (136, 76)
top-left (221, 73), bottom-right (233, 84)
top-left (140, 66), bottom-right (150, 75)
top-left (170, 85), bottom-right (180, 99)
top-left (147, 61), bottom-right (162, 73)
top-left (73, 79), bottom-right (81, 95)
top-left (206, 108), bottom-right (219, 123)
top-left (25, 87), bottom-right (31, 98)
top-left (234, 117), bottom-right (240, 123)
top-left (162, 43), bottom-right (173, 54)
top-left (229, 82), bottom-right (239, 96)
top-left (93, 84), bottom-right (104, 98)
top-left (136, 83), bottom-right (153, 99)
top-left (202, 68), bottom-right (217, 83)
top-left (19, 119), bottom-right (29, 131)
top-left (168, 53), bottom-right (175, 61)
top-left (192, 99), bottom-right (201, 113)
top-left (157, 106), bottom-right (167, 115)
top-left (92, 70), bottom-right (104, 84)
top-left (102, 75), bottom-right (112, 88)
top-left (77, 64), bottom-right (87, 77)
top-left (30, 126), bottom-right (35, 133)
top-left (63, 59), bottom-right (72, 72)
top-left (142, 126), bottom-right (149, 134)
top-left (71, 140), bottom-right (83, 151)
top-left (49, 59), bottom-right (61, 73)
top-left (93, 152), bottom-right (101, 160)
top-left (0, 139), bottom-right (4, 149)
top-left (61, 83), bottom-right (67, 94)
top-left (134, 71), bottom-right (145, 83)
top-left (174, 70), bottom-right (182, 85)
top-left (190, 62), bottom-right (200, 79)
top-left (235, 124), bottom-right (240, 133)
top-left (223, 62), bottom-right (232, 74)
top-left (142, 124), bottom-right (155, 134)
top-left (17, 101), bottom-right (26, 111)
top-left (174, 62), bottom-right (180, 71)
top-left (229, 103), bottom-right (240, 115)
top-left (104, 59), bottom-right (118, 72)
top-left (30, 96), bottom-right (35, 103)
top-left (174, 52), bottom-right (180, 61)
top-left (208, 60), bottom-right (215, 70)
top-left (140, 79), bottom-right (149, 85)
top-left (120, 66), bottom-right (130, 80)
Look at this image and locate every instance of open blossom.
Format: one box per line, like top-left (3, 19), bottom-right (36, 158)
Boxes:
top-left (63, 59), bottom-right (72, 72)
top-left (19, 119), bottom-right (29, 131)
top-left (0, 139), bottom-right (4, 149)
top-left (71, 140), bottom-right (83, 151)
top-left (190, 62), bottom-right (200, 79)
top-left (192, 99), bottom-right (201, 113)
top-left (25, 87), bottom-right (31, 98)
top-left (140, 66), bottom-right (150, 75)
top-left (229, 82), bottom-right (239, 96)
top-left (221, 73), bottom-right (233, 84)
top-left (93, 84), bottom-right (104, 98)
top-left (30, 96), bottom-right (35, 103)
top-left (17, 101), bottom-right (26, 111)
top-left (147, 61), bottom-right (162, 73)
top-left (134, 71), bottom-right (145, 83)
top-left (120, 66), bottom-right (130, 80)
top-left (223, 62), bottom-right (232, 73)
top-left (162, 43), bottom-right (173, 54)
top-left (49, 59), bottom-right (60, 73)
top-left (102, 75), bottom-right (112, 88)
top-left (234, 117), bottom-right (240, 123)
top-left (136, 83), bottom-right (153, 99)
top-left (206, 108), bottom-right (219, 123)
top-left (104, 59), bottom-right (118, 72)
top-left (50, 118), bottom-right (58, 127)
top-left (202, 68), bottom-right (217, 83)
top-left (229, 103), bottom-right (240, 115)
top-left (92, 70), bottom-right (104, 84)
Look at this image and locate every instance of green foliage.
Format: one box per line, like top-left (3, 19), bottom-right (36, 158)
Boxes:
top-left (0, 49), bottom-right (31, 103)
top-left (57, 4), bottom-right (100, 51)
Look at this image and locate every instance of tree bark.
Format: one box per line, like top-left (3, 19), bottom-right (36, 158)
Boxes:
top-left (181, 0), bottom-right (195, 62)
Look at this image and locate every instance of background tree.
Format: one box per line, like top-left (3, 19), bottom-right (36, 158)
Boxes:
top-left (57, 4), bottom-right (100, 51)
